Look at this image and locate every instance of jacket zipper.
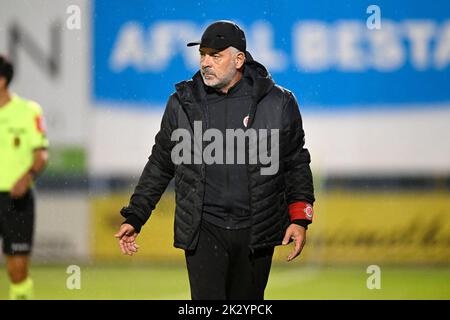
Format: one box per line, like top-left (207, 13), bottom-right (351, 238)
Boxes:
top-left (246, 100), bottom-right (257, 253)
top-left (225, 97), bottom-right (230, 224)
top-left (200, 98), bottom-right (209, 219)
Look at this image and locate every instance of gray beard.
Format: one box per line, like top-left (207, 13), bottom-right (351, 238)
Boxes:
top-left (201, 68), bottom-right (237, 90)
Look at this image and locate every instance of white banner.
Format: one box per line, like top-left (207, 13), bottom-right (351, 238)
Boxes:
top-left (0, 0), bottom-right (89, 146)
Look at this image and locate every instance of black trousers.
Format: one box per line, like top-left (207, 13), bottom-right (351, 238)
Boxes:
top-left (185, 219), bottom-right (274, 300)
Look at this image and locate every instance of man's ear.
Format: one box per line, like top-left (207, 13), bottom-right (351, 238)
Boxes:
top-left (235, 52), bottom-right (245, 69)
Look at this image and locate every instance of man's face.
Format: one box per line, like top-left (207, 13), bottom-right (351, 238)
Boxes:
top-left (0, 77), bottom-right (6, 91)
top-left (200, 47), bottom-right (239, 90)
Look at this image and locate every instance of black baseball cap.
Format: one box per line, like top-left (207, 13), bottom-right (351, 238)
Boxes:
top-left (187, 20), bottom-right (246, 52)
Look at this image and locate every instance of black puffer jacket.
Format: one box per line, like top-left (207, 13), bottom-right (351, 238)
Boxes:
top-left (121, 53), bottom-right (315, 251)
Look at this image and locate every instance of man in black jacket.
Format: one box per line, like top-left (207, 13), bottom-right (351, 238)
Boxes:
top-left (115, 20), bottom-right (315, 300)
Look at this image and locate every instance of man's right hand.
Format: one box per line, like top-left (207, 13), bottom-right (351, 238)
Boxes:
top-left (114, 224), bottom-right (140, 256)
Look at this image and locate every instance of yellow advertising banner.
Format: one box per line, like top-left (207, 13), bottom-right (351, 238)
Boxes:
top-left (92, 191), bottom-right (450, 264)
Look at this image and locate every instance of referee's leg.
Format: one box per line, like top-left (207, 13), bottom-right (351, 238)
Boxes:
top-left (6, 255), bottom-right (31, 283)
top-left (1, 191), bottom-right (35, 299)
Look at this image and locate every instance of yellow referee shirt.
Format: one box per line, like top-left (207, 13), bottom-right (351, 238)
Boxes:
top-left (0, 94), bottom-right (49, 192)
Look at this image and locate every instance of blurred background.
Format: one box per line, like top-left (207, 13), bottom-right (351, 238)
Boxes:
top-left (0, 0), bottom-right (449, 299)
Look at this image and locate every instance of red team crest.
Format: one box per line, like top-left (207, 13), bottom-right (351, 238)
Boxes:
top-left (304, 204), bottom-right (314, 220)
top-left (243, 115), bottom-right (249, 128)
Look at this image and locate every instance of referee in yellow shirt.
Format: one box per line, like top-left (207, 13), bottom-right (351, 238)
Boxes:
top-left (0, 55), bottom-right (49, 299)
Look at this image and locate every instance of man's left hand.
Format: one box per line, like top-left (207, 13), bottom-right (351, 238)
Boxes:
top-left (10, 173), bottom-right (33, 199)
top-left (282, 224), bottom-right (306, 262)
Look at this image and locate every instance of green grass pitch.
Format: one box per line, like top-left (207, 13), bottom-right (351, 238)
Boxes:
top-left (1, 264), bottom-right (449, 300)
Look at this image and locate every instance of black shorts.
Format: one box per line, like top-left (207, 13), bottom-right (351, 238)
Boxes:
top-left (0, 190), bottom-right (35, 255)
